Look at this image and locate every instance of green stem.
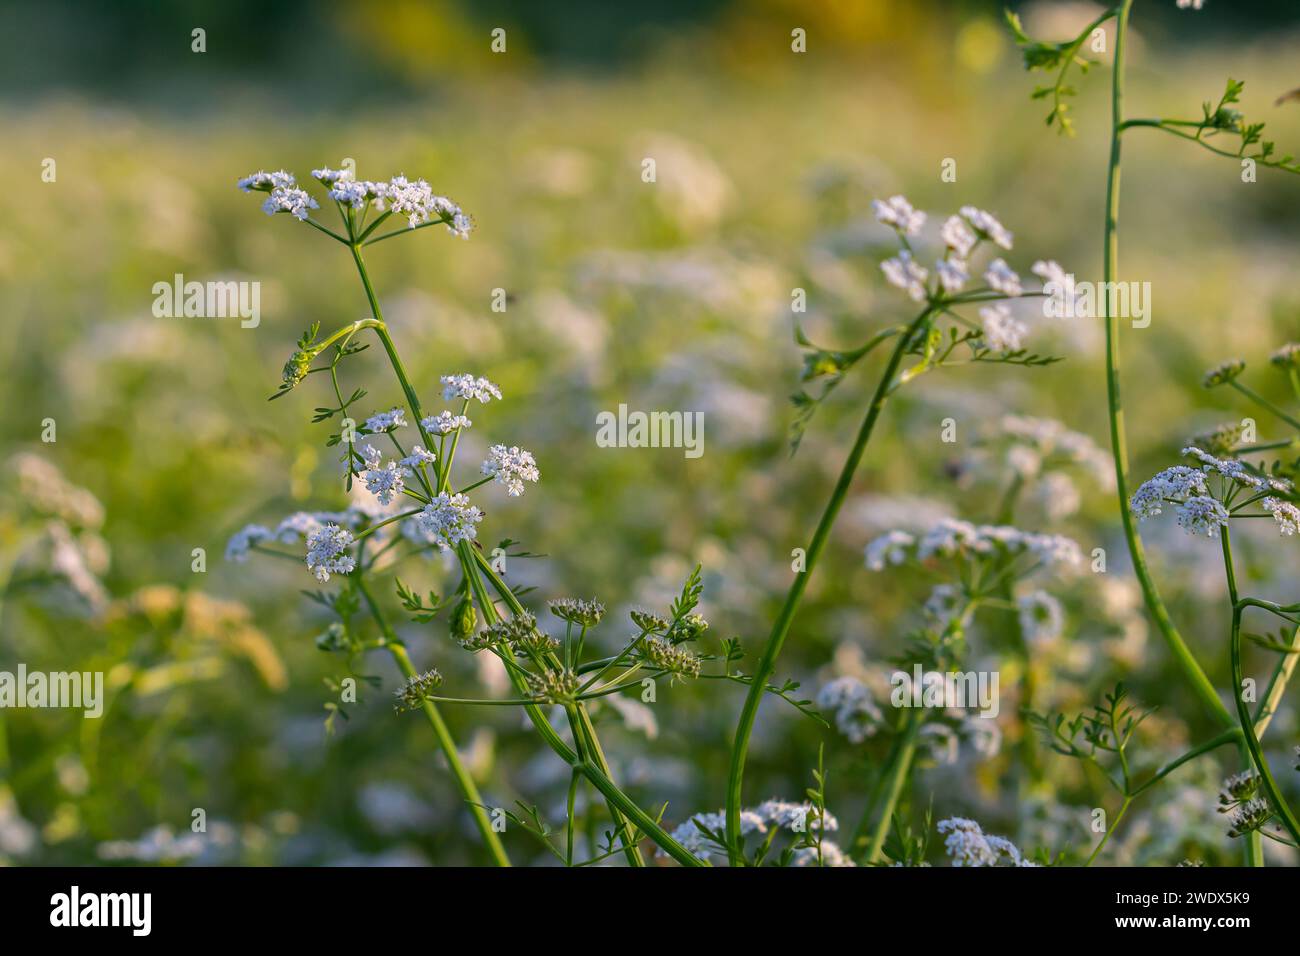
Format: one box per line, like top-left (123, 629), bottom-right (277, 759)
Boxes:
top-left (725, 306), bottom-right (932, 864)
top-left (353, 573), bottom-right (511, 866)
top-left (862, 712), bottom-right (920, 864)
top-left (1101, 0), bottom-right (1236, 734)
top-left (1086, 795), bottom-right (1131, 866)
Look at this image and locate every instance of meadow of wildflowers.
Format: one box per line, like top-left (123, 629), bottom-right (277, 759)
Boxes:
top-left (3, 0), bottom-right (1300, 882)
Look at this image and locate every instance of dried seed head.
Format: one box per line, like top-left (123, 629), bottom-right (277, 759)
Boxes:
top-left (640, 636), bottom-right (702, 680)
top-left (1202, 359), bottom-right (1246, 388)
top-left (667, 613), bottom-right (709, 644)
top-left (1226, 798), bottom-right (1273, 838)
top-left (526, 667), bottom-right (580, 705)
top-left (548, 598), bottom-right (605, 628)
top-left (394, 669), bottom-right (443, 713)
top-left (630, 608), bottom-right (670, 634)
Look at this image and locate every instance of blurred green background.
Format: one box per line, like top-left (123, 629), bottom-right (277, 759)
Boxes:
top-left (3, 0), bottom-right (1300, 865)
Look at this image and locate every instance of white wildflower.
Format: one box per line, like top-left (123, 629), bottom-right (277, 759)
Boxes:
top-left (413, 493), bottom-right (483, 549)
top-left (865, 530), bottom-right (915, 570)
top-left (935, 257), bottom-right (969, 294)
top-left (979, 303), bottom-right (1027, 352)
top-left (305, 524), bottom-right (355, 582)
top-left (364, 408), bottom-right (407, 433)
top-left (262, 186), bottom-right (319, 220)
top-left (959, 206), bottom-right (1013, 249)
top-left (363, 460), bottom-right (405, 506)
top-left (421, 410), bottom-right (472, 434)
top-left (881, 250), bottom-right (929, 301)
top-left (398, 445), bottom-right (437, 470)
top-left (225, 524), bottom-right (272, 562)
top-left (1176, 496), bottom-right (1229, 537)
top-left (1130, 465), bottom-right (1208, 518)
top-left (481, 445), bottom-right (540, 497)
top-left (940, 214), bottom-right (977, 257)
top-left (816, 676), bottom-right (883, 744)
top-left (1017, 590), bottom-right (1064, 645)
top-left (791, 841), bottom-right (857, 867)
top-left (441, 374), bottom-right (502, 404)
top-left (983, 258), bottom-right (1022, 296)
top-left (1263, 497), bottom-right (1300, 536)
top-left (312, 167), bottom-right (352, 185)
top-left (237, 169), bottom-right (295, 192)
top-left (872, 194), bottom-right (926, 236)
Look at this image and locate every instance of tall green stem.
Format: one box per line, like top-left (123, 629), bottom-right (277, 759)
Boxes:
top-left (353, 573), bottom-right (511, 866)
top-left (725, 307), bottom-right (931, 864)
top-left (1102, 0), bottom-right (1235, 733)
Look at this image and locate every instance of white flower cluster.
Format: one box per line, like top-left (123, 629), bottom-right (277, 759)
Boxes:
top-left (1131, 447), bottom-right (1297, 538)
top-left (865, 518), bottom-right (1083, 571)
top-left (441, 373), bottom-right (502, 404)
top-left (480, 444), bottom-right (540, 497)
top-left (413, 493), bottom-right (483, 550)
top-left (1017, 590), bottom-right (1064, 645)
top-left (816, 676), bottom-right (884, 743)
top-left (936, 817), bottom-right (1037, 867)
top-left (665, 801), bottom-right (844, 864)
top-left (305, 524), bottom-right (356, 582)
top-left (421, 411), bottom-right (472, 435)
top-left (239, 167), bottom-right (471, 236)
top-left (998, 415), bottom-right (1114, 488)
top-left (364, 408), bottom-right (407, 434)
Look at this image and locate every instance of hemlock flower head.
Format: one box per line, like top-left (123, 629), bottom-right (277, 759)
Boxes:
top-left (398, 445), bottom-right (437, 470)
top-left (481, 444), bottom-right (540, 497)
top-left (935, 257), bottom-right (969, 294)
top-left (872, 194), bottom-right (926, 236)
top-left (940, 215), bottom-right (977, 258)
top-left (226, 524), bottom-right (272, 562)
top-left (666, 809), bottom-right (766, 862)
top-left (1176, 0), bottom-right (1205, 9)
top-left (311, 167), bottom-right (352, 185)
top-left (755, 799), bottom-right (838, 833)
top-left (983, 258), bottom-right (1022, 296)
top-left (816, 676), bottom-right (883, 743)
top-left (868, 517), bottom-right (1082, 571)
top-left (394, 668), bottom-right (443, 714)
top-left (548, 597), bottom-right (605, 627)
top-left (959, 206), bottom-right (1013, 250)
top-left (329, 178), bottom-right (381, 209)
top-left (1203, 359), bottom-right (1245, 388)
top-left (363, 459), bottom-right (405, 506)
top-left (881, 250), bottom-right (928, 301)
top-left (364, 408), bottom-right (407, 433)
top-left (791, 841), bottom-right (857, 867)
top-left (1176, 496), bottom-right (1229, 536)
top-left (305, 523), bottom-right (356, 582)
top-left (979, 303), bottom-right (1027, 352)
top-left (865, 530), bottom-right (915, 570)
top-left (413, 493), bottom-right (483, 549)
top-left (1130, 465), bottom-right (1209, 519)
top-left (1263, 497), bottom-right (1300, 535)
top-left (1017, 589), bottom-right (1064, 645)
top-left (1269, 342), bottom-right (1300, 369)
top-left (421, 411), bottom-right (472, 434)
top-left (441, 373), bottom-right (502, 404)
top-left (262, 186), bottom-right (319, 221)
top-left (237, 169), bottom-right (295, 192)
top-left (936, 817), bottom-right (1035, 866)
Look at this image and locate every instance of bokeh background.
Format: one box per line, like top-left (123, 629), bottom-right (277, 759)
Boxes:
top-left (3, 0), bottom-right (1300, 865)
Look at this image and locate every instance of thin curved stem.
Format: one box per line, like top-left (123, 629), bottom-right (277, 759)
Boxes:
top-left (1101, 0), bottom-right (1236, 734)
top-left (353, 573), bottom-right (511, 867)
top-left (725, 307), bottom-right (932, 864)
